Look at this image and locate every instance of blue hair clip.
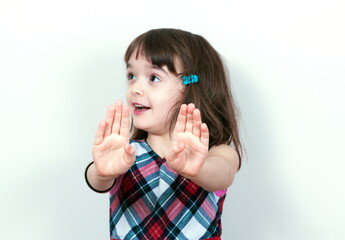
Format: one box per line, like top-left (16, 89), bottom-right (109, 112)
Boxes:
top-left (182, 75), bottom-right (199, 85)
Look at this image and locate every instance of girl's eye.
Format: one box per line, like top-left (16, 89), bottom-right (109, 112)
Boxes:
top-left (127, 73), bottom-right (136, 80)
top-left (150, 75), bottom-right (160, 83)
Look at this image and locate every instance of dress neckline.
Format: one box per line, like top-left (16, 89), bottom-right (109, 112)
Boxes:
top-left (143, 138), bottom-right (165, 160)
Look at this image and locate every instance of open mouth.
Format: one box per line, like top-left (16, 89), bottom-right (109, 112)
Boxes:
top-left (133, 103), bottom-right (151, 113)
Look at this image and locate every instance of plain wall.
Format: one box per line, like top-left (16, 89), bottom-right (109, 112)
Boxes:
top-left (1, 0), bottom-right (344, 239)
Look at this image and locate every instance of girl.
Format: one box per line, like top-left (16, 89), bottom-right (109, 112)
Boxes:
top-left (85, 28), bottom-right (242, 240)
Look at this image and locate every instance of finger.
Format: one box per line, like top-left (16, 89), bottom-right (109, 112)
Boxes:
top-left (185, 103), bottom-right (195, 133)
top-left (120, 105), bottom-right (130, 138)
top-left (174, 104), bottom-right (187, 133)
top-left (112, 100), bottom-right (123, 134)
top-left (124, 143), bottom-right (136, 165)
top-left (94, 120), bottom-right (106, 145)
top-left (200, 123), bottom-right (209, 147)
top-left (104, 105), bottom-right (116, 137)
top-left (192, 108), bottom-right (202, 137)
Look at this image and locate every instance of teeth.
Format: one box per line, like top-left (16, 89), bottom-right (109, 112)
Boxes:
top-left (133, 103), bottom-right (150, 108)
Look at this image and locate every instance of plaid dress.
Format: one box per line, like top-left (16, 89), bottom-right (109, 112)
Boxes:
top-left (109, 140), bottom-right (227, 240)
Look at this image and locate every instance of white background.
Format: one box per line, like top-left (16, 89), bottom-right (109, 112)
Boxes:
top-left (1, 0), bottom-right (344, 239)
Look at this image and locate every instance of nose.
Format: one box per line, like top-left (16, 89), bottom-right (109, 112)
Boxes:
top-left (133, 88), bottom-right (143, 96)
top-left (130, 78), bottom-right (144, 96)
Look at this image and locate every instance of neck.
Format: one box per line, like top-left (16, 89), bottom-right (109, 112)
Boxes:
top-left (146, 133), bottom-right (172, 158)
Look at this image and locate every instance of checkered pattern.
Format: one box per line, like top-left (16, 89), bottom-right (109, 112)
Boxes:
top-left (109, 140), bottom-right (227, 240)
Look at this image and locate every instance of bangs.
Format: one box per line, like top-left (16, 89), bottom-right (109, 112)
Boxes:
top-left (124, 30), bottom-right (180, 74)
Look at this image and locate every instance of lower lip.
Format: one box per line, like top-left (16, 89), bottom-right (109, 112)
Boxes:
top-left (133, 108), bottom-right (150, 115)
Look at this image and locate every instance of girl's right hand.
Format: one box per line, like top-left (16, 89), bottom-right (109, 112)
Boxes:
top-left (92, 100), bottom-right (135, 180)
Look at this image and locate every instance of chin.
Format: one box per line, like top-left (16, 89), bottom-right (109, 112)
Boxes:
top-left (133, 123), bottom-right (166, 136)
top-left (132, 121), bottom-right (149, 131)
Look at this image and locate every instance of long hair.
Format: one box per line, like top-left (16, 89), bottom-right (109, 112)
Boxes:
top-left (124, 28), bottom-right (242, 169)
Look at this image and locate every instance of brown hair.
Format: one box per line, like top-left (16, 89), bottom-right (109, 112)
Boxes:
top-left (124, 28), bottom-right (242, 168)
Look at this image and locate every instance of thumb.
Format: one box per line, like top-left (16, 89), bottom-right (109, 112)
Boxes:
top-left (166, 142), bottom-right (186, 174)
top-left (167, 141), bottom-right (184, 161)
top-left (124, 143), bottom-right (136, 165)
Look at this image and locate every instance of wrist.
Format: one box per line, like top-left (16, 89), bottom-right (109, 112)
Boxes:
top-left (96, 174), bottom-right (117, 183)
top-left (85, 162), bottom-right (117, 193)
top-left (92, 161), bottom-right (121, 181)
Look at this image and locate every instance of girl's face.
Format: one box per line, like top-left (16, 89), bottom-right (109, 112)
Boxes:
top-left (126, 53), bottom-right (185, 136)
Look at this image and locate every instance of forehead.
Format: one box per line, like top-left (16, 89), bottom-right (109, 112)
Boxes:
top-left (127, 51), bottom-right (151, 66)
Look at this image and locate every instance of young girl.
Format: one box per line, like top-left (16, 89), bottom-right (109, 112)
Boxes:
top-left (85, 28), bottom-right (242, 240)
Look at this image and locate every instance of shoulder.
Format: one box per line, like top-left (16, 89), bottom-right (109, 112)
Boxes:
top-left (208, 144), bottom-right (240, 170)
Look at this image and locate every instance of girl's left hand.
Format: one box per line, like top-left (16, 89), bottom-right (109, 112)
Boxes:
top-left (165, 103), bottom-right (209, 178)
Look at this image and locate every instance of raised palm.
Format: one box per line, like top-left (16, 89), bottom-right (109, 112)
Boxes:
top-left (166, 103), bottom-right (209, 178)
top-left (92, 101), bottom-right (135, 179)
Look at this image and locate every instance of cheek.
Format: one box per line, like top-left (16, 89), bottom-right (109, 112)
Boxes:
top-left (171, 89), bottom-right (184, 104)
top-left (164, 89), bottom-right (181, 102)
top-left (125, 88), bottom-right (131, 101)
top-left (172, 82), bottom-right (185, 102)
top-left (157, 92), bottom-right (182, 113)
